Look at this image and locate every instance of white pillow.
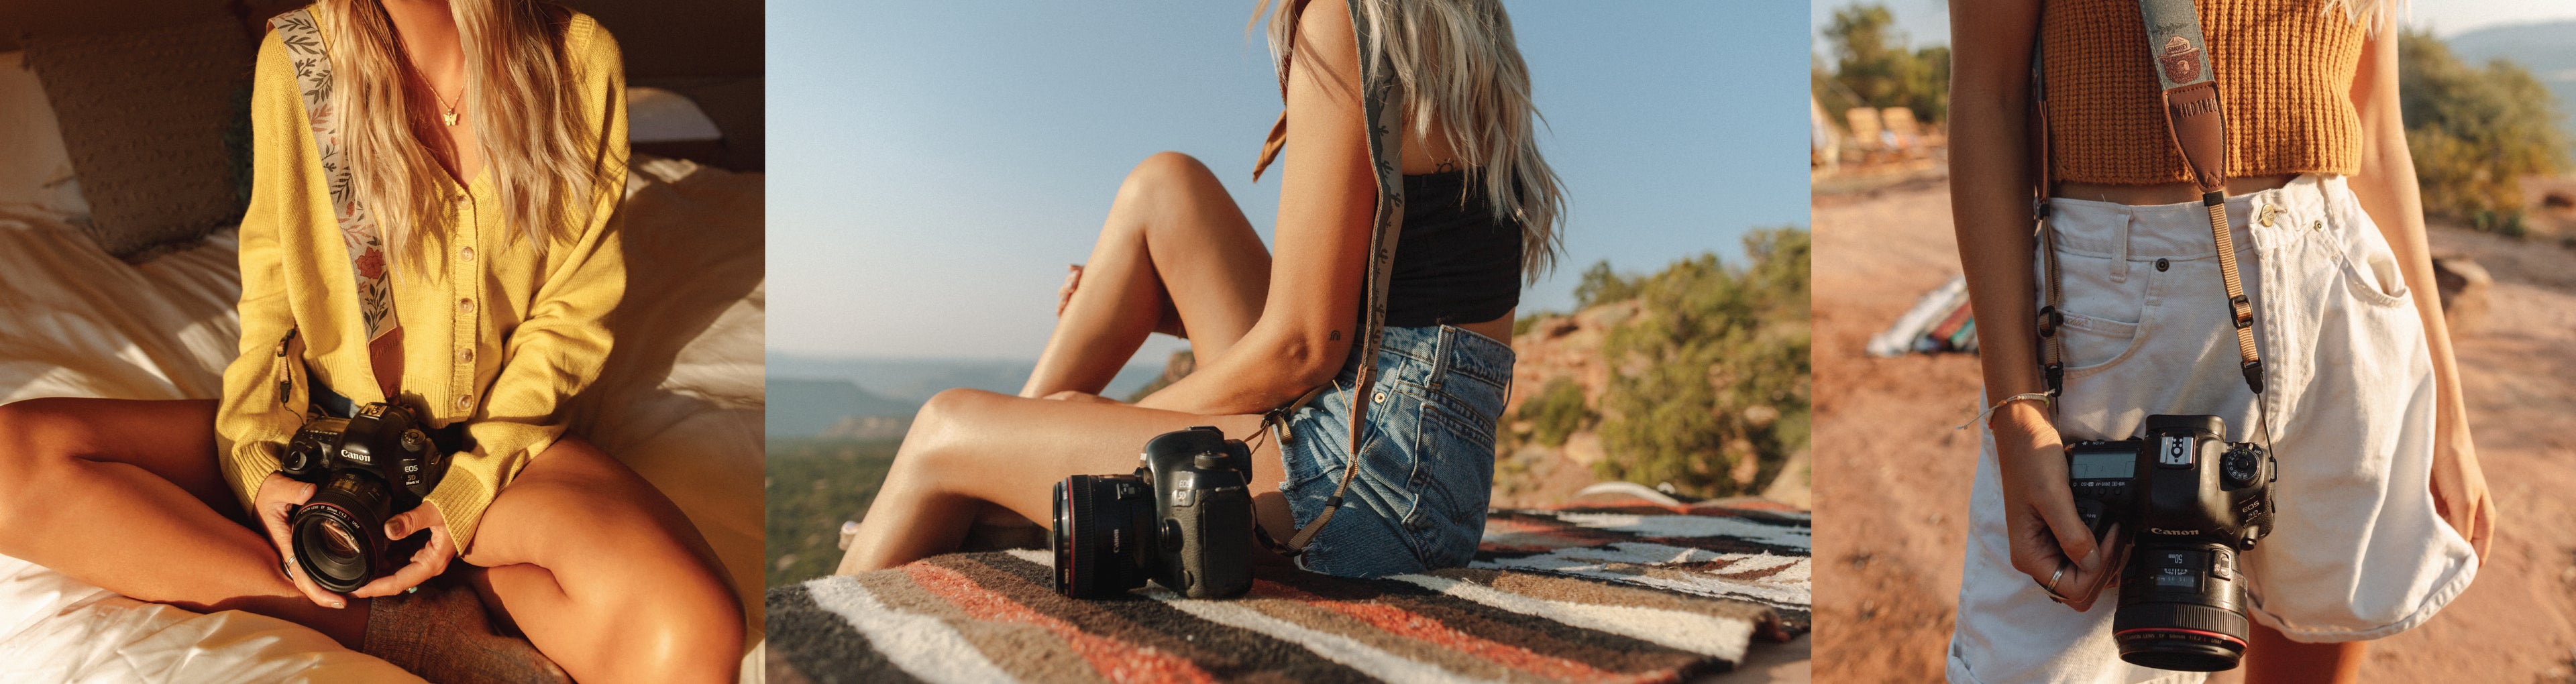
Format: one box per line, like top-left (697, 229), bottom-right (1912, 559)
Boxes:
top-left (0, 52), bottom-right (87, 217)
top-left (628, 87), bottom-right (724, 144)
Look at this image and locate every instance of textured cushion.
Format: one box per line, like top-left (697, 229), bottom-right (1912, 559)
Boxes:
top-left (0, 52), bottom-right (85, 215)
top-left (25, 18), bottom-right (255, 262)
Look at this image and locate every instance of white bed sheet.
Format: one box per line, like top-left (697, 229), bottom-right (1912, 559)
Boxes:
top-left (0, 156), bottom-right (767, 679)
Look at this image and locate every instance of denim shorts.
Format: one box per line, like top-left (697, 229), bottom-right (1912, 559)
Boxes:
top-left (1276, 325), bottom-right (1515, 578)
top-left (1947, 176), bottom-right (2478, 683)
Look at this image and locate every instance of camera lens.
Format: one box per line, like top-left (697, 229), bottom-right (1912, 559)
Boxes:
top-left (1051, 473), bottom-right (1153, 598)
top-left (291, 469), bottom-right (393, 594)
top-left (2113, 542), bottom-right (2250, 671)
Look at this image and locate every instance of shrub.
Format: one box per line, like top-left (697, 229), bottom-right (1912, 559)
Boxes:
top-left (2400, 30), bottom-right (2569, 233)
top-left (1517, 378), bottom-right (1594, 448)
top-left (1592, 227), bottom-right (1813, 498)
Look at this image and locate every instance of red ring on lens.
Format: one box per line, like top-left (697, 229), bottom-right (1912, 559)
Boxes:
top-left (2114, 627), bottom-right (2246, 648)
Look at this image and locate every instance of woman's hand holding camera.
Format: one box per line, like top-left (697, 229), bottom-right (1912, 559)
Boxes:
top-left (1990, 402), bottom-right (2115, 611)
top-left (255, 471), bottom-right (346, 609)
top-left (350, 503), bottom-right (453, 599)
top-left (255, 471), bottom-right (456, 607)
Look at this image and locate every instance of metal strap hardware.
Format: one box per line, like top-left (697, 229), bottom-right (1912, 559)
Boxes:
top-left (2032, 0), bottom-right (2265, 401)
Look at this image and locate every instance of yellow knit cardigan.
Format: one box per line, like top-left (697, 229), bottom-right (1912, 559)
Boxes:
top-left (215, 12), bottom-right (628, 553)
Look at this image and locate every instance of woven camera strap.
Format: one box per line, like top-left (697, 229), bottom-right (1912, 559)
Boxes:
top-left (1250, 0), bottom-right (1406, 557)
top-left (2033, 0), bottom-right (2265, 412)
top-left (272, 8), bottom-right (405, 400)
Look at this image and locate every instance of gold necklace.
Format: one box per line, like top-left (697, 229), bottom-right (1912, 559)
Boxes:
top-left (428, 82), bottom-right (460, 126)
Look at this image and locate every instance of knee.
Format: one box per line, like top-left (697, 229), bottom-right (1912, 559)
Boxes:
top-left (896, 388), bottom-right (991, 469)
top-left (0, 400), bottom-right (78, 497)
top-left (1110, 152), bottom-right (1215, 218)
top-left (600, 560), bottom-right (743, 679)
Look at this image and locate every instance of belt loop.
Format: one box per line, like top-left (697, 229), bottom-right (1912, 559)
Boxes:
top-left (2108, 211), bottom-right (2133, 284)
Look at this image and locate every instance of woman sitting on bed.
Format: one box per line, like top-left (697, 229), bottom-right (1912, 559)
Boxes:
top-left (0, 1), bottom-right (739, 681)
top-left (837, 0), bottom-right (1562, 579)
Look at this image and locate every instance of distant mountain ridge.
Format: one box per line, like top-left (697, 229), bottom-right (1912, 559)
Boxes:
top-left (765, 353), bottom-right (1170, 439)
top-left (2451, 19), bottom-right (2576, 141)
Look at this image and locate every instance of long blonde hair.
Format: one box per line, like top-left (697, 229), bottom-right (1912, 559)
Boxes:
top-left (317, 0), bottom-right (612, 260)
top-left (1256, 0), bottom-right (1567, 282)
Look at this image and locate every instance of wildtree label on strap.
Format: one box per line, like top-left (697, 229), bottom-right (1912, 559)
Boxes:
top-left (2137, 0), bottom-right (2215, 91)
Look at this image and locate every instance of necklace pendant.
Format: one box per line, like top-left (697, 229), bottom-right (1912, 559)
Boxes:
top-left (441, 110), bottom-right (458, 127)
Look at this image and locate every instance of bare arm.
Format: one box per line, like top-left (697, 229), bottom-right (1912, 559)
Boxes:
top-left (2343, 30), bottom-right (2493, 559)
top-left (1949, 0), bottom-right (2117, 608)
top-left (1137, 0), bottom-right (1373, 416)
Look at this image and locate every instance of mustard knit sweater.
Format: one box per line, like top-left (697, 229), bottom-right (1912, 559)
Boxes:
top-left (2043, 0), bottom-right (2367, 184)
top-left (214, 11), bottom-right (629, 553)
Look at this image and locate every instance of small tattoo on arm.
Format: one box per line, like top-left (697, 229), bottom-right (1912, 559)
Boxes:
top-left (1329, 330), bottom-right (1342, 341)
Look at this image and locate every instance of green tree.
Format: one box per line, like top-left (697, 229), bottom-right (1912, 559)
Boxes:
top-left (2400, 30), bottom-right (2569, 235)
top-left (1593, 227), bottom-right (1813, 499)
top-left (1818, 4), bottom-right (1950, 125)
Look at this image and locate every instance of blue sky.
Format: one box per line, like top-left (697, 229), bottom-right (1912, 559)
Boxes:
top-left (767, 1), bottom-right (1811, 359)
top-left (1809, 0), bottom-right (2576, 51)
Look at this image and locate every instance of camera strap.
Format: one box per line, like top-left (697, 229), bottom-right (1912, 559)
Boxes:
top-left (271, 8), bottom-right (405, 400)
top-left (2033, 0), bottom-right (2265, 402)
top-left (1252, 0), bottom-right (1405, 557)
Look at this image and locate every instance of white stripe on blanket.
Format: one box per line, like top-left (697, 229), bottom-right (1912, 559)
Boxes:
top-left (802, 575), bottom-right (1020, 684)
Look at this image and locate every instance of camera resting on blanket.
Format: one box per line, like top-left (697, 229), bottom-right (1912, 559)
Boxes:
top-left (2065, 414), bottom-right (2277, 671)
top-left (279, 402), bottom-right (451, 593)
top-left (1051, 426), bottom-right (1254, 600)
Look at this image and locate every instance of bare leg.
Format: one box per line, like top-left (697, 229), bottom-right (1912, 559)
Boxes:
top-left (1020, 152), bottom-right (1272, 398)
top-left (0, 398), bottom-right (369, 648)
top-left (2243, 623), bottom-right (2366, 683)
top-left (837, 388), bottom-right (1296, 573)
top-left (462, 437), bottom-right (744, 683)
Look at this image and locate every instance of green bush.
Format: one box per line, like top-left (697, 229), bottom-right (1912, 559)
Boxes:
top-left (2401, 30), bottom-right (2569, 233)
top-left (1592, 227), bottom-right (1812, 499)
top-left (765, 438), bottom-right (900, 587)
top-left (1517, 378), bottom-right (1594, 448)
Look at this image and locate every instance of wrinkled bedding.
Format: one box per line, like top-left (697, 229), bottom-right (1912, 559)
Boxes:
top-left (0, 156), bottom-right (766, 679)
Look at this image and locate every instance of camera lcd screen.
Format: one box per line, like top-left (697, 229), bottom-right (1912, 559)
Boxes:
top-left (2070, 451), bottom-right (2133, 479)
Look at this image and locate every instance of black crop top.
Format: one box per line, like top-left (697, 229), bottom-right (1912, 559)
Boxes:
top-left (1382, 170), bottom-right (1522, 328)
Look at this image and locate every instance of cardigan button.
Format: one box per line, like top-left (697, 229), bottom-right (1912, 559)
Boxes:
top-left (455, 394), bottom-right (473, 411)
top-left (458, 298), bottom-right (475, 314)
top-left (458, 348), bottom-right (474, 363)
top-left (460, 247), bottom-right (475, 262)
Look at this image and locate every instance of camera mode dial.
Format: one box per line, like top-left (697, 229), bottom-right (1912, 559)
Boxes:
top-left (2220, 445), bottom-right (2261, 488)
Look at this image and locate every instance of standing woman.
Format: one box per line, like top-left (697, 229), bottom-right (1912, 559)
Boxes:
top-left (838, 0), bottom-right (1561, 579)
top-left (1946, 0), bottom-right (2495, 681)
top-left (0, 1), bottom-right (742, 681)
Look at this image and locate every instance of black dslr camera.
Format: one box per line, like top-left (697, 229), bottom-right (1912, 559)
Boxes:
top-left (2065, 414), bottom-right (2276, 671)
top-left (1051, 426), bottom-right (1255, 600)
top-left (279, 402), bottom-right (450, 593)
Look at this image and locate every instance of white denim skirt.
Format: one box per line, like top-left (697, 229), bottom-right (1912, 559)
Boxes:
top-left (1945, 175), bottom-right (2479, 683)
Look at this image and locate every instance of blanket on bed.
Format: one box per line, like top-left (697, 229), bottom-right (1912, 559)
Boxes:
top-left (767, 500), bottom-right (1810, 683)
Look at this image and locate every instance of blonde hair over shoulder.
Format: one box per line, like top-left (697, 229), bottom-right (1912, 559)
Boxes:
top-left (316, 0), bottom-right (615, 261)
top-left (1256, 0), bottom-right (1567, 283)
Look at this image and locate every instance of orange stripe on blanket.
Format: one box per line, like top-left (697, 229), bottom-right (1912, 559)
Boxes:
top-left (1250, 579), bottom-right (1658, 684)
top-left (905, 563), bottom-right (1215, 684)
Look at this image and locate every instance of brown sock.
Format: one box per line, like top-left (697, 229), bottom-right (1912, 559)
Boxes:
top-left (362, 577), bottom-right (572, 684)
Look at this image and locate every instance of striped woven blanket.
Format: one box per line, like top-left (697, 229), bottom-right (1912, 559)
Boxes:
top-left (769, 501), bottom-right (1809, 683)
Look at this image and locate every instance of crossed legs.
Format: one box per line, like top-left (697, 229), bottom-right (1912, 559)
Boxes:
top-left (0, 398), bottom-right (742, 682)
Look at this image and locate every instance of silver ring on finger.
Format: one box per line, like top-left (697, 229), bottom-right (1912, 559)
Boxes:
top-left (2035, 563), bottom-right (2074, 604)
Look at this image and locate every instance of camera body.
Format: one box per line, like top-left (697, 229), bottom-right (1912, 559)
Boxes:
top-left (2065, 414), bottom-right (2275, 672)
top-left (278, 402), bottom-right (449, 593)
top-left (1051, 426), bottom-right (1255, 600)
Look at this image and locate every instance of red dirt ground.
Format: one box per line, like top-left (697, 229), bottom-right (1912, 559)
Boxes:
top-left (1811, 177), bottom-right (2576, 683)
